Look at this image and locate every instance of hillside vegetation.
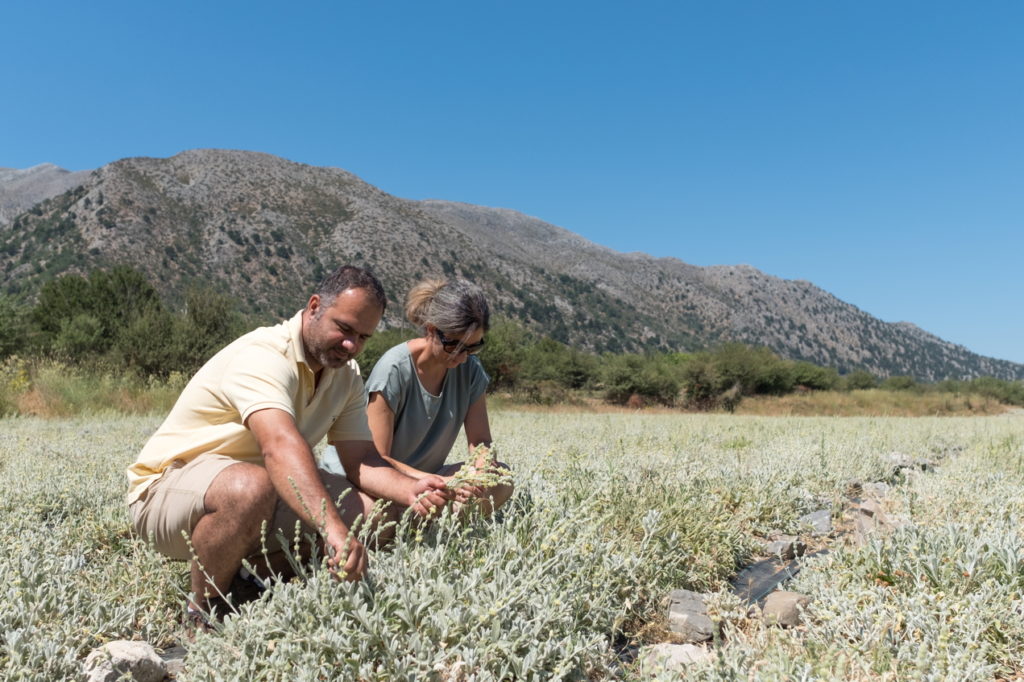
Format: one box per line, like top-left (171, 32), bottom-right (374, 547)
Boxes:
top-left (2, 266), bottom-right (1022, 418)
top-left (2, 150), bottom-right (1021, 381)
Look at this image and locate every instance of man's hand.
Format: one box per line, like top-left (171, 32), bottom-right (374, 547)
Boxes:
top-left (325, 529), bottom-right (367, 581)
top-left (407, 475), bottom-right (452, 517)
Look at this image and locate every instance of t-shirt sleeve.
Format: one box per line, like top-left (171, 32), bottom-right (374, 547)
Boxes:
top-left (365, 349), bottom-right (409, 417)
top-left (328, 371), bottom-right (372, 442)
top-left (468, 356), bottom-right (490, 405)
top-left (221, 343), bottom-right (298, 423)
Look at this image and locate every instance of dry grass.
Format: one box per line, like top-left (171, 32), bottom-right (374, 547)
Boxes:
top-left (1, 358), bottom-right (186, 417)
top-left (493, 389), bottom-right (1013, 418)
top-left (734, 389), bottom-right (1008, 417)
top-left (2, 356), bottom-right (1016, 419)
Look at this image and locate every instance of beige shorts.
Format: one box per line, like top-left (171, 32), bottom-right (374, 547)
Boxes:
top-left (129, 454), bottom-right (356, 561)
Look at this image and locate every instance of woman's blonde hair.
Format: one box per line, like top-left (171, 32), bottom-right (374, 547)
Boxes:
top-left (405, 278), bottom-right (490, 335)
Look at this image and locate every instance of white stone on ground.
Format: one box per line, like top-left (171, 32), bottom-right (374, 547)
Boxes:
top-left (84, 640), bottom-right (166, 682)
top-left (639, 642), bottom-right (712, 674)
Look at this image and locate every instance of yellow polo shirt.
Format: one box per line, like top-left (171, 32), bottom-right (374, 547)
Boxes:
top-left (126, 310), bottom-right (371, 504)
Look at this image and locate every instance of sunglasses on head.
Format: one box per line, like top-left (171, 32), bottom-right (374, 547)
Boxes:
top-left (436, 329), bottom-right (485, 355)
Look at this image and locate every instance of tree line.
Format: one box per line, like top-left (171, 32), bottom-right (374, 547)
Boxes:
top-left (2, 266), bottom-right (1022, 410)
top-left (0, 266), bottom-right (248, 377)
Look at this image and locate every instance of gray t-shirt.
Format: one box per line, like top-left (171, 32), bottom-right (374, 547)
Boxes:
top-left (365, 342), bottom-right (490, 474)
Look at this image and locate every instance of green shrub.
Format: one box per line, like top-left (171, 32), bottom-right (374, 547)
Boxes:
top-left (601, 353), bottom-right (681, 406)
top-left (843, 369), bottom-right (878, 390)
top-left (55, 314), bottom-right (105, 357)
top-left (0, 295), bottom-right (29, 359)
top-left (478, 318), bottom-right (531, 390)
top-left (791, 361), bottom-right (840, 391)
top-left (882, 375), bottom-right (919, 392)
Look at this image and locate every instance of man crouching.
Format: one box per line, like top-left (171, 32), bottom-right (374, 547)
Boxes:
top-left (126, 266), bottom-right (450, 627)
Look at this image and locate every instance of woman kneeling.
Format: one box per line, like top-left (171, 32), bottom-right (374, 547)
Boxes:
top-left (366, 278), bottom-right (512, 515)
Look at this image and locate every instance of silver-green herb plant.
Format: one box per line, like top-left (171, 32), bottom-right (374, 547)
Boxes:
top-left (1, 412), bottom-right (1022, 680)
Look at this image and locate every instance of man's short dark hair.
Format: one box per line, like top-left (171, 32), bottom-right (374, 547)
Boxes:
top-left (315, 266), bottom-right (387, 312)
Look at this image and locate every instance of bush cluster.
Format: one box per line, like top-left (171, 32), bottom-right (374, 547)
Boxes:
top-left (476, 321), bottom-right (1024, 411)
top-left (0, 266), bottom-right (248, 378)
top-left (471, 321), bottom-right (851, 408)
top-left (3, 268), bottom-right (1022, 413)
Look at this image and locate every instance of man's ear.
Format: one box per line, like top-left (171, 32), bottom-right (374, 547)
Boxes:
top-left (307, 293), bottom-right (321, 317)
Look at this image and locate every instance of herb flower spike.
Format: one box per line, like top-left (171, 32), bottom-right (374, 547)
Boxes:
top-left (446, 444), bottom-right (513, 491)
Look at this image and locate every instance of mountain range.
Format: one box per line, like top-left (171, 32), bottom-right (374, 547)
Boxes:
top-left (1, 149), bottom-right (1020, 381)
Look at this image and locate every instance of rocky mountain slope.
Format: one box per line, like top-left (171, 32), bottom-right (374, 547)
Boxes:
top-left (1, 149), bottom-right (1020, 381)
top-left (0, 164), bottom-right (91, 227)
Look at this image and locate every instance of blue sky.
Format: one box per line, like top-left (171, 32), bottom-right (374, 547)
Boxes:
top-left (3, 1), bottom-right (1022, 364)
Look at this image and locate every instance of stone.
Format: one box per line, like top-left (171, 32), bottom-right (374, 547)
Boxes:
top-left (161, 645), bottom-right (187, 677)
top-left (764, 535), bottom-right (805, 560)
top-left (887, 451), bottom-right (914, 471)
top-left (639, 642), bottom-right (712, 674)
top-left (84, 640), bottom-right (166, 682)
top-left (852, 514), bottom-right (879, 546)
top-left (667, 589), bottom-right (714, 642)
top-left (863, 481), bottom-right (890, 498)
top-left (799, 509), bottom-right (832, 536)
top-left (730, 558), bottom-right (793, 603)
top-left (858, 499), bottom-right (884, 518)
top-left (762, 591), bottom-right (811, 627)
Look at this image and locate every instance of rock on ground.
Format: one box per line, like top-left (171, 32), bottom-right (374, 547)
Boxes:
top-left (765, 535), bottom-right (806, 560)
top-left (667, 589), bottom-right (715, 642)
top-left (799, 509), bottom-right (832, 536)
top-left (84, 640), bottom-right (166, 682)
top-left (863, 481), bottom-right (890, 498)
top-left (763, 591), bottom-right (811, 627)
top-left (639, 642), bottom-right (712, 674)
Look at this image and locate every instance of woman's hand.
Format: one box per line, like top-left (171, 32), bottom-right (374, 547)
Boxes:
top-left (445, 474), bottom-right (485, 502)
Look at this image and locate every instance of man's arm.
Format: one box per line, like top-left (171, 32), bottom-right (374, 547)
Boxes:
top-left (246, 407), bottom-right (366, 579)
top-left (333, 438), bottom-right (451, 516)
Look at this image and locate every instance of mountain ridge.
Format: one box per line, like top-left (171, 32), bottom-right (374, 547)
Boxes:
top-left (1, 149), bottom-right (1020, 381)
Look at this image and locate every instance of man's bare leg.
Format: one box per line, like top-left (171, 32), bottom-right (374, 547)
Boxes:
top-left (188, 463), bottom-right (276, 611)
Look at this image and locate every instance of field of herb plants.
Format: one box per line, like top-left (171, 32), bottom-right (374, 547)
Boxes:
top-left (1, 411), bottom-right (1022, 680)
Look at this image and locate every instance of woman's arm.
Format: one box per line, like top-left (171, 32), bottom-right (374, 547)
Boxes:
top-left (366, 391), bottom-right (432, 479)
top-left (463, 394), bottom-right (493, 467)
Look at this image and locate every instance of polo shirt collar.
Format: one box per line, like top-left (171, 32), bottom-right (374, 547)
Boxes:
top-left (288, 310), bottom-right (313, 372)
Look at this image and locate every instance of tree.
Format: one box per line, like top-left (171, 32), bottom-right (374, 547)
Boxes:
top-left (33, 273), bottom-right (93, 337)
top-left (0, 294), bottom-right (28, 358)
top-left (478, 318), bottom-right (531, 390)
top-left (602, 353), bottom-right (681, 406)
top-left (55, 314), bottom-right (104, 357)
top-left (843, 370), bottom-right (878, 390)
top-left (86, 266), bottom-right (163, 343)
top-left (791, 361), bottom-right (839, 391)
top-left (115, 307), bottom-right (179, 376)
top-left (177, 284), bottom-right (247, 369)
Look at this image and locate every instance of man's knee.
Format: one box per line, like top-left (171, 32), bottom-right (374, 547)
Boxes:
top-left (205, 462), bottom-right (276, 515)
